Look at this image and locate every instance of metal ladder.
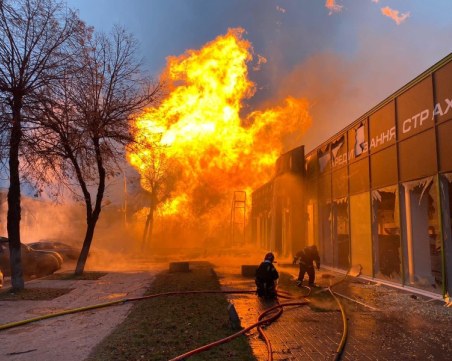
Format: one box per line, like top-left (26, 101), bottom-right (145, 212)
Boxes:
top-left (230, 191), bottom-right (246, 246)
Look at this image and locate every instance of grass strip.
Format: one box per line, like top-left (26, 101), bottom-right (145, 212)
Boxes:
top-left (44, 271), bottom-right (107, 280)
top-left (87, 261), bottom-right (256, 361)
top-left (0, 287), bottom-right (73, 301)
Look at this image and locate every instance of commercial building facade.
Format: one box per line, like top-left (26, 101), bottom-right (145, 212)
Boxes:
top-left (252, 53), bottom-right (452, 299)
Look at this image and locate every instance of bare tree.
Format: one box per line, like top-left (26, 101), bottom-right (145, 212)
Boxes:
top-left (129, 135), bottom-right (181, 251)
top-left (0, 0), bottom-right (82, 289)
top-left (34, 25), bottom-right (161, 274)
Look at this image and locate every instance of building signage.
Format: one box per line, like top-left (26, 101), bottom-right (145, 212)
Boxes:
top-left (432, 97), bottom-right (452, 120)
top-left (402, 97), bottom-right (451, 133)
top-left (369, 126), bottom-right (396, 149)
top-left (322, 96), bottom-right (451, 169)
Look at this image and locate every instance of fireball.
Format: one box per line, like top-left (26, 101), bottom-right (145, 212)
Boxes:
top-left (128, 28), bottom-right (311, 236)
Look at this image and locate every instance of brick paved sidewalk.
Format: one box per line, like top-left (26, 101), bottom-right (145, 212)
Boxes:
top-left (216, 264), bottom-right (452, 361)
top-left (217, 265), bottom-right (344, 360)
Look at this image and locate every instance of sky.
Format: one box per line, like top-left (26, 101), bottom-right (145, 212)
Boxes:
top-left (65, 0), bottom-right (452, 152)
top-left (1, 0), bottom-right (450, 240)
top-left (66, 0), bottom-right (452, 152)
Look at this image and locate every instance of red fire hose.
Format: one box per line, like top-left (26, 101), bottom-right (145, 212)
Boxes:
top-left (169, 298), bottom-right (309, 361)
top-left (0, 284), bottom-right (347, 360)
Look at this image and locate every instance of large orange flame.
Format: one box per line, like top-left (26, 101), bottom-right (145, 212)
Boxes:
top-left (128, 28), bottom-right (311, 238)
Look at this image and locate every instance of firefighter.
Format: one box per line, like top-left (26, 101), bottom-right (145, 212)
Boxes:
top-left (255, 252), bottom-right (279, 299)
top-left (294, 245), bottom-right (320, 287)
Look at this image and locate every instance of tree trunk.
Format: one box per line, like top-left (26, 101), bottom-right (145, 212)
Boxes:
top-left (75, 217), bottom-right (97, 275)
top-left (141, 209), bottom-right (151, 251)
top-left (74, 138), bottom-right (105, 275)
top-left (141, 206), bottom-right (155, 252)
top-left (147, 210), bottom-right (155, 246)
top-left (7, 98), bottom-right (24, 290)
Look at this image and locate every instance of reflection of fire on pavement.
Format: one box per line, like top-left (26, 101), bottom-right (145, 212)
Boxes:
top-left (104, 293), bottom-right (128, 300)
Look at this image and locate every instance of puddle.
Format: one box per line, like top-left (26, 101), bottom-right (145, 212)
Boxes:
top-left (103, 293), bottom-right (127, 300)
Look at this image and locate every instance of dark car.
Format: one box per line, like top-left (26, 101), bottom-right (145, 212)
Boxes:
top-left (0, 237), bottom-right (62, 278)
top-left (29, 240), bottom-right (79, 262)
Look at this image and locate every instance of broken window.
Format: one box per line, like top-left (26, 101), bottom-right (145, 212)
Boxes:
top-left (306, 152), bottom-right (319, 179)
top-left (332, 197), bottom-right (350, 270)
top-left (348, 121), bottom-right (368, 160)
top-left (331, 135), bottom-right (347, 169)
top-left (402, 177), bottom-right (442, 294)
top-left (372, 186), bottom-right (402, 282)
top-left (318, 144), bottom-right (331, 173)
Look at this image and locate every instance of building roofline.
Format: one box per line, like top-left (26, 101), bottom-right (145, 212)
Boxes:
top-left (306, 52), bottom-right (452, 157)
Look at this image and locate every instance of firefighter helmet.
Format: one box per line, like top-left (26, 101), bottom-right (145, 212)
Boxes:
top-left (264, 252), bottom-right (275, 262)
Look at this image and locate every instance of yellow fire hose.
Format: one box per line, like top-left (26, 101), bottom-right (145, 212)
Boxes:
top-left (0, 298), bottom-right (127, 331)
top-left (0, 280), bottom-right (350, 360)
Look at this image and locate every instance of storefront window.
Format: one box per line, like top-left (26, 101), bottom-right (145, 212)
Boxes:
top-left (331, 134), bottom-right (347, 169)
top-left (306, 152), bottom-right (319, 179)
top-left (350, 193), bottom-right (372, 276)
top-left (318, 144), bottom-right (331, 174)
top-left (332, 197), bottom-right (350, 270)
top-left (319, 174), bottom-right (332, 266)
top-left (320, 200), bottom-right (333, 267)
top-left (306, 201), bottom-right (317, 248)
top-left (348, 121), bottom-right (369, 161)
top-left (402, 177), bottom-right (442, 294)
top-left (372, 186), bottom-right (402, 282)
top-left (306, 177), bottom-right (318, 249)
top-left (332, 166), bottom-right (348, 199)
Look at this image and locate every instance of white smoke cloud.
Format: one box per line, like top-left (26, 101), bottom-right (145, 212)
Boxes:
top-left (276, 5), bottom-right (286, 14)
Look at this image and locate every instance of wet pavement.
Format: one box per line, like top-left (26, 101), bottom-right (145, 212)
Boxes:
top-left (0, 259), bottom-right (451, 360)
top-left (216, 263), bottom-right (452, 361)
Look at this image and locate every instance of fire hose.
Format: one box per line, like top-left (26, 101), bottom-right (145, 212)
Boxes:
top-left (0, 290), bottom-right (257, 332)
top-left (0, 285), bottom-right (349, 361)
top-left (169, 299), bottom-right (310, 361)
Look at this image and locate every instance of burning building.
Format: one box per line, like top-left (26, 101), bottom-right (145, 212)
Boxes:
top-left (251, 145), bottom-right (306, 257)
top-left (252, 52), bottom-right (452, 300)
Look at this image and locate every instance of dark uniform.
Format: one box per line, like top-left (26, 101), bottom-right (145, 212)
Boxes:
top-left (294, 245), bottom-right (320, 286)
top-left (255, 252), bottom-right (279, 299)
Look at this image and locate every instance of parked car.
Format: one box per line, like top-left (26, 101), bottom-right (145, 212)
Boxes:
top-left (29, 240), bottom-right (80, 262)
top-left (0, 237), bottom-right (62, 278)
